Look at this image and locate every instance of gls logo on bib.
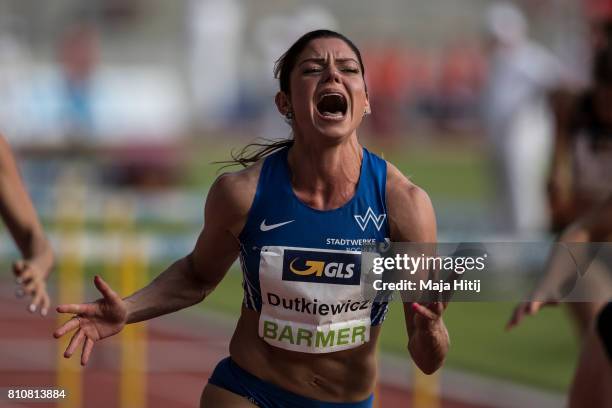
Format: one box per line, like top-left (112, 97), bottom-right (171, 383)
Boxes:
top-left (282, 249), bottom-right (361, 285)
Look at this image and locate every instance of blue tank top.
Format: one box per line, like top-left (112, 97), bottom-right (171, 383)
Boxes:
top-left (238, 146), bottom-right (390, 353)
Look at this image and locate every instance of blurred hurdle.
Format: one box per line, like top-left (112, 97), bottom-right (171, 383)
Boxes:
top-left (105, 196), bottom-right (148, 408)
top-left (412, 362), bottom-right (440, 408)
top-left (374, 151), bottom-right (440, 408)
top-left (55, 172), bottom-right (149, 407)
top-left (55, 170), bottom-right (86, 408)
top-left (374, 341), bottom-right (441, 408)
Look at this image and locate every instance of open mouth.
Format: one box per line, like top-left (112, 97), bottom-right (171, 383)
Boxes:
top-left (316, 93), bottom-right (348, 119)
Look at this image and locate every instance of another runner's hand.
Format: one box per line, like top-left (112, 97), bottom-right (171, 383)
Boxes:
top-left (13, 259), bottom-right (51, 316)
top-left (53, 276), bottom-right (127, 365)
top-left (506, 300), bottom-right (558, 330)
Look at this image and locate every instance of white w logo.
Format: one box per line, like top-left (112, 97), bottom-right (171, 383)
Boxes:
top-left (354, 207), bottom-right (386, 231)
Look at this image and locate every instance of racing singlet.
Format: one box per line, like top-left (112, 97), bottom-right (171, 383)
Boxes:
top-left (238, 146), bottom-right (390, 354)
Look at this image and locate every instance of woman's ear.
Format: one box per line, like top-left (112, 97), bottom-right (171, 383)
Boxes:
top-left (364, 91), bottom-right (371, 115)
top-left (275, 92), bottom-right (292, 117)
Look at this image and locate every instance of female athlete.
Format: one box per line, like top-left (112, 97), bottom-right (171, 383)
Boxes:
top-left (507, 194), bottom-right (612, 407)
top-left (53, 30), bottom-right (449, 407)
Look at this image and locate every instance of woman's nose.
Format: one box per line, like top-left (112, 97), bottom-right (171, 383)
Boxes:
top-left (323, 66), bottom-right (342, 83)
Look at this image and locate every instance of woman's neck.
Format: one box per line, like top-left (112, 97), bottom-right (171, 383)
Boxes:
top-left (287, 136), bottom-right (363, 210)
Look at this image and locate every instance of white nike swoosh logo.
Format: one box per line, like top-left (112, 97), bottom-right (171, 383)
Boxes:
top-left (260, 219), bottom-right (295, 231)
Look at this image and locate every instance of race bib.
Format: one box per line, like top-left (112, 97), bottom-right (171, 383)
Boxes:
top-left (258, 246), bottom-right (372, 353)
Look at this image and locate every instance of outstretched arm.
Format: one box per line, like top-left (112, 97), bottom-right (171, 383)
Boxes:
top-left (123, 173), bottom-right (246, 323)
top-left (507, 194), bottom-right (612, 329)
top-left (386, 164), bottom-right (449, 375)
top-left (54, 168), bottom-right (258, 364)
top-left (0, 136), bottom-right (54, 315)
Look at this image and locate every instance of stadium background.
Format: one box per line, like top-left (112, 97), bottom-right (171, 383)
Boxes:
top-left (0, 0), bottom-right (603, 406)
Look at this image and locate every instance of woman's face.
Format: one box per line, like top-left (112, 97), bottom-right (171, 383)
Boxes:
top-left (279, 37), bottom-right (370, 141)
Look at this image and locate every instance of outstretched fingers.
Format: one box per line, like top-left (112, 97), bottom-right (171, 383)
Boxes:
top-left (56, 303), bottom-right (97, 316)
top-left (41, 292), bottom-right (51, 316)
top-left (64, 329), bottom-right (85, 358)
top-left (53, 317), bottom-right (80, 338)
top-left (506, 305), bottom-right (523, 330)
top-left (93, 276), bottom-right (120, 304)
top-left (527, 301), bottom-right (544, 315)
top-left (29, 291), bottom-right (43, 314)
top-left (81, 338), bottom-right (94, 366)
top-left (506, 302), bottom-right (542, 331)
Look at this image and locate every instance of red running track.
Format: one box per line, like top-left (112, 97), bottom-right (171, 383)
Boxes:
top-left (0, 288), bottom-right (490, 408)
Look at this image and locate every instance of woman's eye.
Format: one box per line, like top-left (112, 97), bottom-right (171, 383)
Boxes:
top-left (303, 66), bottom-right (359, 74)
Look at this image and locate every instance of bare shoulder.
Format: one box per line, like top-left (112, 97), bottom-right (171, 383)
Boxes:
top-left (205, 160), bottom-right (263, 237)
top-left (385, 162), bottom-right (436, 242)
top-left (386, 162), bottom-right (434, 214)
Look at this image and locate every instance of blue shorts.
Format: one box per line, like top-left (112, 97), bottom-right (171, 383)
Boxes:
top-left (208, 357), bottom-right (374, 408)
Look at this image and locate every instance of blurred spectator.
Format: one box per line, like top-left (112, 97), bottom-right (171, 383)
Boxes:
top-left (57, 22), bottom-right (100, 142)
top-left (436, 40), bottom-right (486, 133)
top-left (187, 0), bottom-right (245, 130)
top-left (364, 40), bottom-right (485, 138)
top-left (404, 50), bottom-right (437, 130)
top-left (482, 2), bottom-right (572, 235)
top-left (365, 45), bottom-right (412, 137)
top-left (0, 16), bottom-right (33, 142)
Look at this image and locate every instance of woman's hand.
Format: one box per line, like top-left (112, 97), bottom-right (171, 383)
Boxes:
top-left (53, 276), bottom-right (127, 365)
top-left (407, 302), bottom-right (449, 375)
top-left (506, 300), bottom-right (558, 330)
top-left (13, 259), bottom-right (51, 316)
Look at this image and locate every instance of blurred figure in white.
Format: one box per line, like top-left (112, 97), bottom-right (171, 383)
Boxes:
top-left (187, 0), bottom-right (245, 129)
top-left (483, 2), bottom-right (572, 236)
top-left (0, 16), bottom-right (33, 143)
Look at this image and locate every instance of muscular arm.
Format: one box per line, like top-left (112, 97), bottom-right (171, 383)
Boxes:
top-left (386, 163), bottom-right (449, 375)
top-left (0, 136), bottom-right (53, 276)
top-left (54, 165), bottom-right (261, 364)
top-left (124, 168), bottom-right (258, 324)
